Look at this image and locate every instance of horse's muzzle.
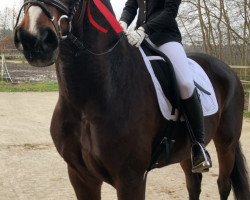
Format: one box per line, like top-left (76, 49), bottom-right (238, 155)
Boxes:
top-left (14, 26), bottom-right (59, 67)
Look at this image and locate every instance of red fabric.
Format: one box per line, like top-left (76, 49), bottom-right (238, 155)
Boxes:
top-left (92, 0), bottom-right (123, 34)
top-left (87, 2), bottom-right (108, 33)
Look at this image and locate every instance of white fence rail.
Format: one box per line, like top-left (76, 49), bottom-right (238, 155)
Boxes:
top-left (231, 66), bottom-right (250, 112)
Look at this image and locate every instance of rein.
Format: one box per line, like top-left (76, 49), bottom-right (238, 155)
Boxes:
top-left (68, 32), bottom-right (125, 56)
top-left (15, 0), bottom-right (124, 56)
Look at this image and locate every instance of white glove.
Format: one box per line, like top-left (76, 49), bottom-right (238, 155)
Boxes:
top-left (127, 27), bottom-right (146, 47)
top-left (119, 21), bottom-right (128, 33)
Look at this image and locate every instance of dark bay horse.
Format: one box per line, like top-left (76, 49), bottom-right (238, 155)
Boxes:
top-left (14, 0), bottom-right (250, 199)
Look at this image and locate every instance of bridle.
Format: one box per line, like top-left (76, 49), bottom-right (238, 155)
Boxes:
top-left (15, 0), bottom-right (125, 56)
top-left (15, 0), bottom-right (82, 40)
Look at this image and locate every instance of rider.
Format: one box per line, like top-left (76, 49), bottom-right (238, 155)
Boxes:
top-left (119, 0), bottom-right (212, 173)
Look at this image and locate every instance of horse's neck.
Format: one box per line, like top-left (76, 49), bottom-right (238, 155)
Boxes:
top-left (57, 0), bottom-right (125, 108)
top-left (73, 0), bottom-right (119, 51)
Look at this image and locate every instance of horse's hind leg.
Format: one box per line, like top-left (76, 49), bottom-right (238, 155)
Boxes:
top-left (68, 165), bottom-right (102, 200)
top-left (213, 141), bottom-right (235, 200)
top-left (180, 159), bottom-right (202, 200)
top-left (214, 99), bottom-right (243, 200)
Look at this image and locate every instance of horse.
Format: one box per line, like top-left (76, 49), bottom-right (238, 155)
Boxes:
top-left (14, 0), bottom-right (250, 199)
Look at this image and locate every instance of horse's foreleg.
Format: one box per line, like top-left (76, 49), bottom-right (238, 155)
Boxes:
top-left (180, 159), bottom-right (202, 200)
top-left (68, 165), bottom-right (102, 200)
top-left (115, 173), bottom-right (146, 200)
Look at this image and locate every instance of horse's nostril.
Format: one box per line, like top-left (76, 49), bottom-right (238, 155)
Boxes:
top-left (14, 27), bottom-right (58, 54)
top-left (40, 28), bottom-right (58, 52)
top-left (14, 28), bottom-right (24, 51)
top-left (14, 27), bottom-right (39, 51)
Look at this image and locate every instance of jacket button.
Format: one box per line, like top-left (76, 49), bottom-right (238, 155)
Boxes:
top-left (143, 20), bottom-right (146, 23)
top-left (144, 1), bottom-right (146, 3)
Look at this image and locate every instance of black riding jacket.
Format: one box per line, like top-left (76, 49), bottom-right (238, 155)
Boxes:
top-left (120, 0), bottom-right (182, 46)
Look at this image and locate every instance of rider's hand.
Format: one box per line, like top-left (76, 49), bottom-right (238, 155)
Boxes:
top-left (119, 21), bottom-right (128, 33)
top-left (127, 27), bottom-right (146, 48)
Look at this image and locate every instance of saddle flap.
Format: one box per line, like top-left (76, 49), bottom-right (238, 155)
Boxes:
top-left (141, 41), bottom-right (181, 111)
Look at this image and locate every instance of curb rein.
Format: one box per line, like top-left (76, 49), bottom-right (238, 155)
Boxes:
top-left (15, 0), bottom-right (124, 56)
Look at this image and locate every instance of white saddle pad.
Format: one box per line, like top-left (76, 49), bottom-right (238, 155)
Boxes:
top-left (139, 47), bottom-right (218, 121)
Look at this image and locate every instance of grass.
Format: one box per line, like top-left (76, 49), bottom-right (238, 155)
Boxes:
top-left (244, 111), bottom-right (250, 118)
top-left (0, 81), bottom-right (58, 92)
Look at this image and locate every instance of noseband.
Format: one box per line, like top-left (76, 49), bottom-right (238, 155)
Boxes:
top-left (15, 0), bottom-right (82, 40)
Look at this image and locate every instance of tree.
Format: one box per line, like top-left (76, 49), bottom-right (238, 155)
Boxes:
top-left (178, 0), bottom-right (250, 65)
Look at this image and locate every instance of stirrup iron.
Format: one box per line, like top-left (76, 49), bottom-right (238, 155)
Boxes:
top-left (191, 143), bottom-right (211, 173)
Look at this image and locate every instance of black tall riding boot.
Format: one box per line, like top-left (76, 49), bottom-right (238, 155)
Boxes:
top-left (182, 88), bottom-right (212, 173)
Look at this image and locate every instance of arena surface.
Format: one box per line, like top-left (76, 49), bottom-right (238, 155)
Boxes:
top-left (0, 92), bottom-right (249, 200)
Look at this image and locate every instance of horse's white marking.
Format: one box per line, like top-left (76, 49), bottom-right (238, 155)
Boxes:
top-left (28, 6), bottom-right (42, 35)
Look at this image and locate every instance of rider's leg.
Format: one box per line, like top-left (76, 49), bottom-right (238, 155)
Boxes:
top-left (153, 41), bottom-right (212, 173)
top-left (181, 88), bottom-right (212, 173)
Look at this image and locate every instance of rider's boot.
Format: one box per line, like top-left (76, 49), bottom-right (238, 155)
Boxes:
top-left (182, 88), bottom-right (212, 173)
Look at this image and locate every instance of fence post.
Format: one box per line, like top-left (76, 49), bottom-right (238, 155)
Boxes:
top-left (248, 90), bottom-right (250, 112)
top-left (1, 54), bottom-right (4, 81)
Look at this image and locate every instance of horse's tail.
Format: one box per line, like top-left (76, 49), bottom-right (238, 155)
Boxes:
top-left (231, 142), bottom-right (250, 199)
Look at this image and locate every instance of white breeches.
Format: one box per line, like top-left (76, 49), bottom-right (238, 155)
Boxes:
top-left (147, 40), bottom-right (195, 99)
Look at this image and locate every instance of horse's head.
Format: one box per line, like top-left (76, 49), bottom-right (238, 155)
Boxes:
top-left (14, 0), bottom-right (83, 67)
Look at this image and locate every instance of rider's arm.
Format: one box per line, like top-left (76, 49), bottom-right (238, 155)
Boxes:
top-left (141, 0), bottom-right (180, 35)
top-left (120, 0), bottom-right (138, 26)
